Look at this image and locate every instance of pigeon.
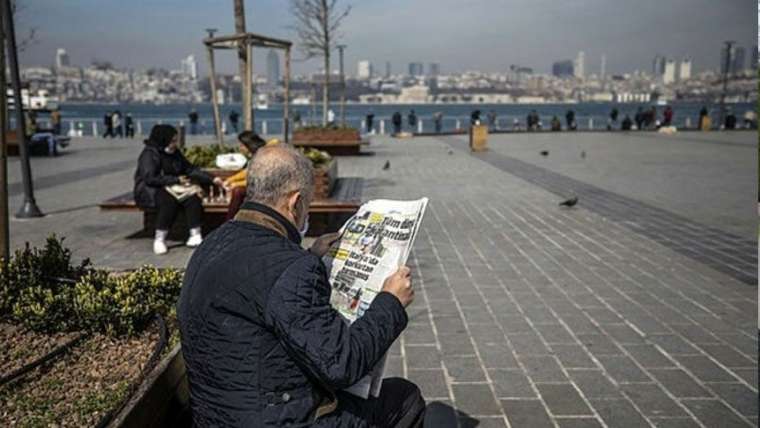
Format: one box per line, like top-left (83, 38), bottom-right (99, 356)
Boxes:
top-left (581, 151), bottom-right (586, 159)
top-left (448, 149), bottom-right (454, 155)
top-left (559, 196), bottom-right (579, 208)
top-left (540, 150), bottom-right (549, 157)
top-left (382, 160), bottom-right (390, 170)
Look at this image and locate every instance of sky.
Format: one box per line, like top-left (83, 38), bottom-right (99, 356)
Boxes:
top-left (16, 0), bottom-right (759, 77)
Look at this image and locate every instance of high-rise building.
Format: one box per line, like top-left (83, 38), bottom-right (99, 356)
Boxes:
top-left (652, 55), bottom-right (666, 77)
top-left (663, 59), bottom-right (677, 84)
top-left (752, 46), bottom-right (758, 70)
top-left (357, 60), bottom-right (373, 80)
top-left (721, 44), bottom-right (736, 74)
top-left (385, 61), bottom-right (391, 78)
top-left (428, 63), bottom-right (440, 77)
top-left (679, 58), bottom-right (692, 81)
top-left (408, 62), bottom-right (424, 77)
top-left (600, 54), bottom-right (606, 80)
top-left (267, 50), bottom-right (280, 85)
top-left (732, 46), bottom-right (746, 73)
top-left (181, 54), bottom-right (198, 80)
top-left (552, 60), bottom-right (574, 78)
top-left (55, 48), bottom-right (70, 69)
top-left (574, 51), bottom-right (585, 79)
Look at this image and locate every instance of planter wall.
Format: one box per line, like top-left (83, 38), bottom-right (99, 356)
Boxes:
top-left (293, 128), bottom-right (361, 143)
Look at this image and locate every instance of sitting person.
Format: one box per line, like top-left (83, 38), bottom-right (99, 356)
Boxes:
top-left (177, 145), bottom-right (425, 427)
top-left (223, 131), bottom-right (267, 221)
top-left (133, 124), bottom-right (224, 255)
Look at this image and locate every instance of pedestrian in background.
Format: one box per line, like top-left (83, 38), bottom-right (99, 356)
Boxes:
top-left (565, 110), bottom-right (576, 131)
top-left (125, 113), bottom-right (135, 138)
top-left (392, 112), bottom-right (402, 135)
top-left (112, 110), bottom-right (123, 138)
top-left (229, 110), bottom-right (240, 133)
top-left (51, 109), bottom-right (62, 135)
top-left (103, 111), bottom-right (114, 138)
top-left (408, 110), bottom-right (418, 132)
top-left (366, 112), bottom-right (375, 134)
top-left (188, 109), bottom-right (200, 135)
top-left (433, 112), bottom-right (443, 134)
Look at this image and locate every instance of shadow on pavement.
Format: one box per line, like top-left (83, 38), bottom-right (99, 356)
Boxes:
top-left (425, 401), bottom-right (479, 428)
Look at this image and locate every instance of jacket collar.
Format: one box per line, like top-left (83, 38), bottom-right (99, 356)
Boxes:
top-left (235, 201), bottom-right (302, 245)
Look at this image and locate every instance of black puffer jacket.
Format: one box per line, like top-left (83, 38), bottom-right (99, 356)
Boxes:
top-left (177, 202), bottom-right (408, 427)
top-left (133, 126), bottom-right (213, 208)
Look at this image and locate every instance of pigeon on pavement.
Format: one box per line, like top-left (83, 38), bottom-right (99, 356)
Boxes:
top-left (559, 196), bottom-right (579, 208)
top-left (540, 150), bottom-right (549, 156)
top-left (382, 161), bottom-right (390, 170)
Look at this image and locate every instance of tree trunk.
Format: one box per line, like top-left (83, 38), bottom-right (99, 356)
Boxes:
top-left (234, 0), bottom-right (247, 103)
top-left (321, 0), bottom-right (329, 126)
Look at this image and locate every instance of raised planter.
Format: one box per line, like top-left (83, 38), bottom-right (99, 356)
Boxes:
top-left (109, 345), bottom-right (190, 428)
top-left (293, 128), bottom-right (361, 143)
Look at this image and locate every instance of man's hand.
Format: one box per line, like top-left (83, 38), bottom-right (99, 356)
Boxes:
top-left (309, 232), bottom-right (340, 257)
top-left (179, 175), bottom-right (191, 185)
top-left (212, 177), bottom-right (224, 188)
top-left (382, 266), bottom-right (414, 308)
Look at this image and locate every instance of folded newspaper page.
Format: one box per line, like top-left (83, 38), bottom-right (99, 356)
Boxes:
top-left (322, 198), bottom-right (429, 399)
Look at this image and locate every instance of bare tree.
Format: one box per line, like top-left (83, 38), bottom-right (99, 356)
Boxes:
top-left (233, 0), bottom-right (247, 87)
top-left (11, 1), bottom-right (38, 53)
top-left (289, 0), bottom-right (350, 126)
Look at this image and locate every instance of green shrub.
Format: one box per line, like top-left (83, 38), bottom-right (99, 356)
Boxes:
top-left (182, 144), bottom-right (239, 168)
top-left (0, 236), bottom-right (183, 337)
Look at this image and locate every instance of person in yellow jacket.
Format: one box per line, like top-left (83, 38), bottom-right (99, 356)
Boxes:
top-left (224, 133), bottom-right (281, 220)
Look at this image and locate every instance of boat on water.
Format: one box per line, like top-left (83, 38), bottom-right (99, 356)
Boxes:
top-left (255, 94), bottom-right (269, 110)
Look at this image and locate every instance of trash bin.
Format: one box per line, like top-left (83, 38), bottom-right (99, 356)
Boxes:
top-left (470, 124), bottom-right (488, 152)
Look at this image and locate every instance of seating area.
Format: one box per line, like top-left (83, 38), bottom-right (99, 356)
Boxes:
top-left (99, 177), bottom-right (364, 239)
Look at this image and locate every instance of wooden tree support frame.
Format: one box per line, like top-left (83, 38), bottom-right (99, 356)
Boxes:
top-left (204, 32), bottom-right (293, 144)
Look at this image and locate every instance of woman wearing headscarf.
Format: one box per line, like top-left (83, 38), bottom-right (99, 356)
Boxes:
top-left (134, 124), bottom-right (223, 255)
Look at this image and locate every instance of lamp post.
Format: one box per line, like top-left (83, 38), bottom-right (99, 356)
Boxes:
top-left (2, 0), bottom-right (42, 218)
top-left (337, 44), bottom-right (347, 126)
top-left (0, 11), bottom-right (9, 263)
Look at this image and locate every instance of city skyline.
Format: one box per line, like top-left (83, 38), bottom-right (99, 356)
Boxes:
top-left (15, 0), bottom-right (757, 77)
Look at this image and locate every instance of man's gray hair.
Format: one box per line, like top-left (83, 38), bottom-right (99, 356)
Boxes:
top-left (245, 144), bottom-right (314, 205)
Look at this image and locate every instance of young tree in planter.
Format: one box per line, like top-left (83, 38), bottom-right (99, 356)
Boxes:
top-left (289, 0), bottom-right (351, 126)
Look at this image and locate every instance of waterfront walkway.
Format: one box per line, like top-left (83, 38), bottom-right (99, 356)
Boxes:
top-left (5, 131), bottom-right (758, 427)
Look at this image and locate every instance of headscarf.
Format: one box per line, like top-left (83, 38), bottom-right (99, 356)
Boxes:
top-left (145, 124), bottom-right (177, 149)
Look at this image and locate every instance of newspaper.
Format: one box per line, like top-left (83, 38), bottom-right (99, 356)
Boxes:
top-left (322, 198), bottom-right (429, 399)
top-left (164, 183), bottom-right (203, 202)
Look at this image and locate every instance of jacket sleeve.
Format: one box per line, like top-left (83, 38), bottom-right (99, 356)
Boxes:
top-left (223, 169), bottom-right (247, 188)
top-left (140, 150), bottom-right (179, 187)
top-left (264, 255), bottom-right (408, 390)
top-left (179, 153), bottom-right (214, 185)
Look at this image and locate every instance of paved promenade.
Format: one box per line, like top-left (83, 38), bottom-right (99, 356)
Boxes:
top-left (5, 131), bottom-right (758, 427)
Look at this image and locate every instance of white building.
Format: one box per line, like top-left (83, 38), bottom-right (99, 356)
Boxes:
top-left (181, 55), bottom-right (198, 80)
top-left (357, 60), bottom-right (373, 80)
top-left (663, 59), bottom-right (677, 84)
top-left (55, 48), bottom-right (70, 69)
top-left (574, 51), bottom-right (585, 79)
top-left (679, 58), bottom-right (692, 81)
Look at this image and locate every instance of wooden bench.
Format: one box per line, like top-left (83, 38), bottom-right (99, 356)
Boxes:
top-left (99, 177), bottom-right (363, 240)
top-left (3, 131), bottom-right (71, 157)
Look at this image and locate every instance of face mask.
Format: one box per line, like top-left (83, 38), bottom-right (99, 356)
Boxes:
top-left (299, 215), bottom-right (310, 239)
top-left (164, 146), bottom-right (176, 154)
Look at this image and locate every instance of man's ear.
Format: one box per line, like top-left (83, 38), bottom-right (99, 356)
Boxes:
top-left (287, 191), bottom-right (301, 219)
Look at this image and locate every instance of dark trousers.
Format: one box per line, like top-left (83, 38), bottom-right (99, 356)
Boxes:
top-left (328, 378), bottom-right (425, 427)
top-left (155, 188), bottom-right (203, 231)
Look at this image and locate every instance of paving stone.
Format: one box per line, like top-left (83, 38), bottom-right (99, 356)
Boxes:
top-left (535, 383), bottom-right (593, 416)
top-left (647, 335), bottom-right (701, 355)
top-left (576, 334), bottom-right (623, 356)
top-left (518, 355), bottom-right (568, 383)
top-left (588, 398), bottom-right (651, 428)
top-left (459, 417), bottom-right (507, 428)
top-left (648, 369), bottom-right (712, 398)
top-left (623, 344), bottom-right (676, 368)
top-left (567, 370), bottom-right (623, 399)
top-left (620, 383), bottom-right (688, 417)
top-left (533, 323), bottom-right (577, 344)
top-left (601, 324), bottom-right (647, 344)
top-left (649, 417), bottom-right (701, 428)
top-left (444, 355), bottom-right (487, 383)
top-left (507, 332), bottom-right (551, 355)
top-left (697, 344), bottom-right (755, 368)
top-left (682, 399), bottom-right (752, 427)
top-left (705, 383), bottom-right (758, 417)
top-left (551, 344), bottom-right (599, 369)
top-left (597, 355), bottom-right (652, 383)
top-left (451, 384), bottom-right (502, 416)
top-left (555, 418), bottom-right (605, 428)
top-left (438, 335), bottom-right (477, 356)
top-left (674, 355), bottom-right (738, 383)
top-left (501, 399), bottom-right (554, 428)
top-left (406, 345), bottom-right (443, 369)
top-left (408, 369), bottom-right (449, 400)
top-left (477, 342), bottom-right (519, 369)
top-left (488, 369), bottom-right (536, 398)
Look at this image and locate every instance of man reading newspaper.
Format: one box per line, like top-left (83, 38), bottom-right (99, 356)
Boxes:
top-left (178, 145), bottom-right (425, 427)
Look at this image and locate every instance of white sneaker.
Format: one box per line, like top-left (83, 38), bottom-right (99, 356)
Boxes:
top-left (186, 234), bottom-right (203, 248)
top-left (153, 240), bottom-right (168, 255)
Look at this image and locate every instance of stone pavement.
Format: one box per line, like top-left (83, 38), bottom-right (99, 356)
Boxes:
top-left (5, 133), bottom-right (758, 427)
